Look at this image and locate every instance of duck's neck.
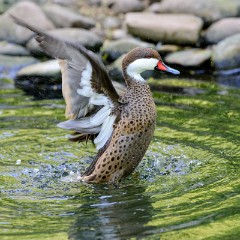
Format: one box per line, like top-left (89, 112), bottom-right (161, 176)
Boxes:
top-left (123, 66), bottom-right (146, 87)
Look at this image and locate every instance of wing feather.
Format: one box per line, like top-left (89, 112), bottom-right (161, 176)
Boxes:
top-left (11, 15), bottom-right (123, 150)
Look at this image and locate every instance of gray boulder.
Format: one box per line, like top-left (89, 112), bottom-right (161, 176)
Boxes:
top-left (43, 28), bottom-right (103, 49)
top-left (27, 28), bottom-right (103, 56)
top-left (0, 0), bottom-right (46, 13)
top-left (15, 59), bottom-right (62, 99)
top-left (43, 4), bottom-right (95, 29)
top-left (109, 0), bottom-right (144, 14)
top-left (126, 13), bottom-right (203, 45)
top-left (205, 18), bottom-right (240, 44)
top-left (165, 48), bottom-right (212, 67)
top-left (17, 59), bottom-right (60, 78)
top-left (103, 16), bottom-right (122, 30)
top-left (213, 33), bottom-right (240, 70)
top-left (111, 29), bottom-right (130, 40)
top-left (154, 0), bottom-right (240, 23)
top-left (108, 54), bottom-right (126, 81)
top-left (0, 54), bottom-right (38, 79)
top-left (102, 38), bottom-right (155, 60)
top-left (0, 1), bottom-right (54, 45)
top-left (0, 41), bottom-right (30, 56)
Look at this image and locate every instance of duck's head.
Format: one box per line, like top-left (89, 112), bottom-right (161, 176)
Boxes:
top-left (122, 47), bottom-right (179, 82)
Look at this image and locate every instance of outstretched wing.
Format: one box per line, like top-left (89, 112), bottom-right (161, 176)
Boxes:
top-left (12, 15), bottom-right (121, 150)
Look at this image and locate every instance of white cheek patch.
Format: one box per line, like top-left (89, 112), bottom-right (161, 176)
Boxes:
top-left (126, 58), bottom-right (158, 82)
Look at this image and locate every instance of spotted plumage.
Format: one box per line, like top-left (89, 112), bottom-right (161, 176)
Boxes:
top-left (12, 16), bottom-right (180, 184)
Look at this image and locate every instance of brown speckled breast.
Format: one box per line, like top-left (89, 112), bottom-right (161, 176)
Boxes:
top-left (82, 81), bottom-right (156, 183)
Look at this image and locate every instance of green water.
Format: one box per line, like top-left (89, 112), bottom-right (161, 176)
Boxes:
top-left (0, 78), bottom-right (240, 240)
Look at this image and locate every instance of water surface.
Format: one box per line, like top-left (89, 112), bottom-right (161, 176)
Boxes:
top-left (0, 77), bottom-right (240, 239)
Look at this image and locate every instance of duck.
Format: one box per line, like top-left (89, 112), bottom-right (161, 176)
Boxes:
top-left (12, 15), bottom-right (180, 184)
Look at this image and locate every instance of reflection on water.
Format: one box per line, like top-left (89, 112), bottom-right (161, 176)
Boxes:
top-left (69, 186), bottom-right (154, 240)
top-left (0, 77), bottom-right (240, 239)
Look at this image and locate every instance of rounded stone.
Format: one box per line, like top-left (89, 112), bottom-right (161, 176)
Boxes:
top-left (27, 28), bottom-right (103, 56)
top-left (165, 48), bottom-right (212, 67)
top-left (153, 0), bottom-right (240, 23)
top-left (205, 18), bottom-right (240, 44)
top-left (109, 0), bottom-right (144, 14)
top-left (0, 1), bottom-right (55, 45)
top-left (0, 41), bottom-right (30, 56)
top-left (17, 59), bottom-right (60, 77)
top-left (43, 4), bottom-right (95, 29)
top-left (212, 33), bottom-right (240, 70)
top-left (126, 13), bottom-right (203, 45)
top-left (0, 54), bottom-right (38, 79)
top-left (102, 38), bottom-right (155, 60)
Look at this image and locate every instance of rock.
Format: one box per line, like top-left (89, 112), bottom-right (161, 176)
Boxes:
top-left (108, 54), bottom-right (126, 81)
top-left (102, 38), bottom-right (155, 61)
top-left (212, 33), bottom-right (240, 70)
top-left (17, 59), bottom-right (60, 77)
top-left (0, 1), bottom-right (55, 45)
top-left (0, 0), bottom-right (18, 13)
top-left (0, 54), bottom-right (38, 79)
top-left (103, 16), bottom-right (122, 30)
top-left (159, 44), bottom-right (181, 52)
top-left (111, 29), bottom-right (130, 40)
top-left (0, 41), bottom-right (30, 56)
top-left (0, 0), bottom-right (46, 13)
top-left (148, 3), bottom-right (161, 12)
top-left (165, 48), bottom-right (212, 67)
top-left (27, 28), bottom-right (103, 56)
top-left (109, 0), bottom-right (144, 14)
top-left (15, 60), bottom-right (62, 99)
top-left (153, 0), bottom-right (240, 23)
top-left (44, 28), bottom-right (103, 50)
top-left (205, 18), bottom-right (240, 44)
top-left (126, 13), bottom-right (203, 45)
top-left (52, 0), bottom-right (78, 7)
top-left (88, 0), bottom-right (102, 6)
top-left (43, 4), bottom-right (95, 29)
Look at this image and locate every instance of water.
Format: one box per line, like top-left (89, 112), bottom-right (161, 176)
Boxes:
top-left (0, 77), bottom-right (240, 240)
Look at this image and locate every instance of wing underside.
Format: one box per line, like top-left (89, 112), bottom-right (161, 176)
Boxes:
top-left (11, 15), bottom-right (123, 150)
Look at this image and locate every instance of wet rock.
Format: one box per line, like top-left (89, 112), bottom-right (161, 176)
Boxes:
top-left (102, 16), bottom-right (122, 30)
top-left (27, 28), bottom-right (103, 56)
top-left (0, 0), bottom-right (18, 13)
top-left (205, 18), bottom-right (240, 44)
top-left (53, 0), bottom-right (78, 7)
top-left (15, 60), bottom-right (62, 99)
top-left (108, 54), bottom-right (126, 81)
top-left (88, 0), bottom-right (102, 6)
top-left (154, 0), bottom-right (240, 23)
top-left (165, 48), bottom-right (212, 67)
top-left (102, 38), bottom-right (155, 61)
top-left (43, 4), bottom-right (95, 29)
top-left (212, 33), bottom-right (240, 70)
top-left (159, 44), bottom-right (182, 55)
top-left (126, 13), bottom-right (203, 45)
top-left (0, 41), bottom-right (30, 56)
top-left (17, 59), bottom-right (60, 78)
top-left (109, 0), bottom-right (144, 14)
top-left (47, 28), bottom-right (103, 50)
top-left (111, 29), bottom-right (130, 40)
top-left (0, 1), bottom-right (55, 45)
top-left (148, 3), bottom-right (161, 12)
top-left (0, 54), bottom-right (38, 79)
